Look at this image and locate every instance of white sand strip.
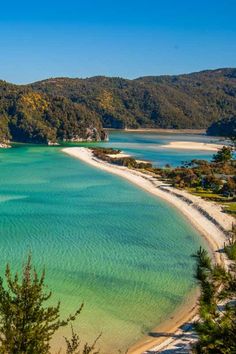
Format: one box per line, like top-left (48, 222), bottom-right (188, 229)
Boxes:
top-left (62, 147), bottom-right (234, 354)
top-left (106, 152), bottom-right (131, 158)
top-left (107, 152), bottom-right (148, 164)
top-left (161, 141), bottom-right (223, 151)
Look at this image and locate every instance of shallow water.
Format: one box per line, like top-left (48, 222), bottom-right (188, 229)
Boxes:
top-left (0, 138), bottom-right (209, 353)
top-left (104, 131), bottom-right (222, 166)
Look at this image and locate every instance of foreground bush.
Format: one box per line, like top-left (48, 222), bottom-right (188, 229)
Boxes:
top-left (193, 245), bottom-right (236, 353)
top-left (0, 256), bottom-right (99, 354)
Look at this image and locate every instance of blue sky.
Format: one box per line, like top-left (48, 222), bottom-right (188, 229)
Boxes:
top-left (0, 0), bottom-right (235, 83)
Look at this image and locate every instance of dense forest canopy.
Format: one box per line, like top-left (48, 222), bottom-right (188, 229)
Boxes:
top-left (207, 116), bottom-right (236, 145)
top-left (0, 68), bottom-right (236, 144)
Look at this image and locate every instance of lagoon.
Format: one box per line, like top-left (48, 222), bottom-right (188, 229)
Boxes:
top-left (0, 134), bottom-right (212, 353)
top-left (105, 131), bottom-right (220, 166)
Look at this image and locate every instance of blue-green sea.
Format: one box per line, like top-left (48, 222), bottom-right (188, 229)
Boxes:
top-left (0, 132), bottom-right (215, 353)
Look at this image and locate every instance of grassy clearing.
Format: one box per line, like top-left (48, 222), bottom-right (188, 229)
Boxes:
top-left (222, 202), bottom-right (236, 217)
top-left (186, 187), bottom-right (230, 201)
top-left (186, 188), bottom-right (236, 217)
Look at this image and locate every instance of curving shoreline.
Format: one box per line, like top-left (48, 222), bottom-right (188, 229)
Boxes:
top-left (62, 147), bottom-right (234, 353)
top-left (160, 141), bottom-right (223, 151)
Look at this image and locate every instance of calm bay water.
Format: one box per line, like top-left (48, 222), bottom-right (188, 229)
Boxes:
top-left (0, 134), bottom-right (211, 353)
top-left (105, 131), bottom-right (222, 166)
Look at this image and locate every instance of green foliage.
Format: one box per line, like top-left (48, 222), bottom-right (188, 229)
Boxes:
top-left (221, 177), bottom-right (236, 198)
top-left (0, 85), bottom-right (105, 144)
top-left (90, 147), bottom-right (121, 155)
top-left (64, 326), bottom-right (101, 354)
top-left (92, 148), bottom-right (152, 170)
top-left (158, 157), bottom-right (236, 201)
top-left (213, 146), bottom-right (233, 163)
top-left (222, 202), bottom-right (236, 216)
top-left (207, 116), bottom-right (236, 148)
top-left (193, 244), bottom-right (236, 353)
top-left (0, 114), bottom-right (11, 141)
top-left (1, 68), bottom-right (236, 144)
top-left (202, 175), bottom-right (223, 192)
top-left (224, 226), bottom-right (236, 260)
top-left (30, 69), bottom-right (236, 130)
top-left (0, 255), bottom-right (84, 354)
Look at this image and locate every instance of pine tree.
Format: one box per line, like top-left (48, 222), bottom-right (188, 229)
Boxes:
top-left (0, 255), bottom-right (83, 354)
top-left (193, 246), bottom-right (236, 353)
top-left (64, 326), bottom-right (101, 354)
top-left (213, 146), bottom-right (233, 163)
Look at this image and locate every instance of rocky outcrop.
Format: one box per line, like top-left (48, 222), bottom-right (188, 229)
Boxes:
top-left (47, 141), bottom-right (60, 146)
top-left (101, 130), bottom-right (109, 141)
top-left (0, 141), bottom-right (11, 148)
top-left (62, 128), bottom-right (109, 143)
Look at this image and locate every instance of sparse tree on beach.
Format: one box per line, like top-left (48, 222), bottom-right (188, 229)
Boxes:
top-left (0, 255), bottom-right (100, 354)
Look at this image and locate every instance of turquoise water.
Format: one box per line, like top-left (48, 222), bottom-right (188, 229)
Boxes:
top-left (104, 131), bottom-right (222, 166)
top-left (0, 141), bottom-right (207, 353)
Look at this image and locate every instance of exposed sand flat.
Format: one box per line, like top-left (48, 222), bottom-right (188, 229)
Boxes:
top-left (107, 152), bottom-right (148, 164)
top-left (62, 147), bottom-right (234, 354)
top-left (107, 152), bottom-right (131, 158)
top-left (162, 141), bottom-right (223, 151)
top-left (135, 159), bottom-right (149, 164)
top-left (0, 143), bottom-right (11, 148)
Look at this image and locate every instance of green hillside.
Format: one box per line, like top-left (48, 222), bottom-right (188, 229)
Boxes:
top-left (0, 68), bottom-right (236, 144)
top-left (31, 68), bottom-right (236, 130)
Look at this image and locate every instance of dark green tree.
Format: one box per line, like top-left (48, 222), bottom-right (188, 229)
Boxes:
top-left (0, 114), bottom-right (11, 142)
top-left (0, 255), bottom-right (84, 354)
top-left (207, 116), bottom-right (236, 149)
top-left (212, 146), bottom-right (233, 163)
top-left (192, 246), bottom-right (236, 353)
top-left (224, 225), bottom-right (236, 261)
top-left (64, 326), bottom-right (101, 354)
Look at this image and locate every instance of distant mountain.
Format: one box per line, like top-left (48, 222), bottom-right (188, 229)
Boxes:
top-left (0, 68), bottom-right (236, 144)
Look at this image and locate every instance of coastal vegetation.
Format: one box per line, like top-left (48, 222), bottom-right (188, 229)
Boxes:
top-left (90, 145), bottom-right (236, 218)
top-left (0, 255), bottom-right (100, 354)
top-left (91, 147), bottom-right (152, 169)
top-left (207, 116), bottom-right (236, 146)
top-left (0, 68), bottom-right (236, 145)
top-left (158, 146), bottom-right (236, 216)
top-left (224, 225), bottom-right (236, 261)
top-left (0, 82), bottom-right (107, 145)
top-left (193, 235), bottom-right (236, 353)
top-left (159, 147), bottom-right (235, 190)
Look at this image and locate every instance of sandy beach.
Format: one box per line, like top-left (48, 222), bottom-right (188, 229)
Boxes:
top-left (62, 147), bottom-right (234, 353)
top-left (161, 141), bottom-right (223, 151)
top-left (107, 152), bottom-right (148, 164)
top-left (107, 152), bottom-right (131, 158)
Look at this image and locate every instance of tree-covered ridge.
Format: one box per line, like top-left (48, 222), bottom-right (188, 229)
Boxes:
top-left (30, 68), bottom-right (236, 129)
top-left (0, 68), bottom-right (236, 144)
top-left (207, 116), bottom-right (236, 145)
top-left (0, 81), bottom-right (106, 145)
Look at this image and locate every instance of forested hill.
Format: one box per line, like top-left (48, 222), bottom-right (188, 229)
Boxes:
top-left (0, 80), bottom-right (106, 145)
top-left (0, 68), bottom-right (236, 145)
top-left (31, 68), bottom-right (236, 129)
